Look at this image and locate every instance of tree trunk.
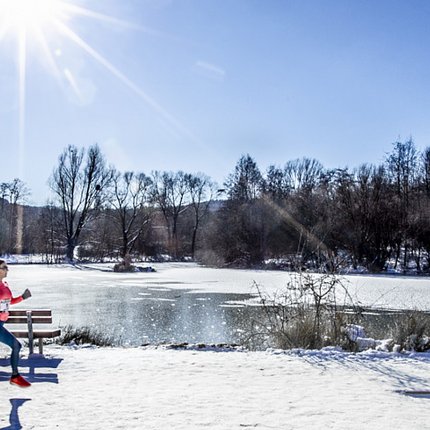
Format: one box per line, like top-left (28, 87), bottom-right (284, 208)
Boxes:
top-left (66, 238), bottom-right (76, 262)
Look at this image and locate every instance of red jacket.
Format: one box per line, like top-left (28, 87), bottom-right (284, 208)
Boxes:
top-left (0, 281), bottom-right (23, 322)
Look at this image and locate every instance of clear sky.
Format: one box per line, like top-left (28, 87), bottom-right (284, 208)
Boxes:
top-left (1, 0), bottom-right (430, 205)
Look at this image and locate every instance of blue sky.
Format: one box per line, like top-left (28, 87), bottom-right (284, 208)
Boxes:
top-left (1, 0), bottom-right (430, 205)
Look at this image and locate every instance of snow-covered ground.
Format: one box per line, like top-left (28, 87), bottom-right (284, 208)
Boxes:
top-left (1, 345), bottom-right (430, 429)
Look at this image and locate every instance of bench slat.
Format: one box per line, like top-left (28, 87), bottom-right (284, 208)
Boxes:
top-left (8, 310), bottom-right (52, 317)
top-left (6, 317), bottom-right (53, 324)
top-left (11, 329), bottom-right (61, 339)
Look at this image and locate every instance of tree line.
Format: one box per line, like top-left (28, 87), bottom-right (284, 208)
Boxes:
top-left (1, 139), bottom-right (429, 273)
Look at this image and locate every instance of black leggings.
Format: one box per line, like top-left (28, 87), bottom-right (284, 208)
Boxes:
top-left (0, 322), bottom-right (21, 375)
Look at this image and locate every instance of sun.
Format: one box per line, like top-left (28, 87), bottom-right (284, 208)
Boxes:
top-left (0, 0), bottom-right (66, 34)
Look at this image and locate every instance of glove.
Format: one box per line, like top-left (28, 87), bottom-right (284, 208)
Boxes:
top-left (21, 289), bottom-right (32, 300)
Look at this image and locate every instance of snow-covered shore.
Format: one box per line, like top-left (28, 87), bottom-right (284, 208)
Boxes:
top-left (1, 345), bottom-right (430, 429)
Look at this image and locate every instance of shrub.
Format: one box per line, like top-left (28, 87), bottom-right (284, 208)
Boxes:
top-left (238, 271), bottom-right (359, 350)
top-left (57, 325), bottom-right (115, 347)
top-left (113, 254), bottom-right (136, 272)
top-left (390, 311), bottom-right (430, 352)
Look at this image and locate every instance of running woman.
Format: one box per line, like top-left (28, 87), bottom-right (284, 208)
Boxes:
top-left (0, 260), bottom-right (32, 388)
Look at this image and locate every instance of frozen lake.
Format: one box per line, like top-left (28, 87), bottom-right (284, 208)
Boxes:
top-left (4, 263), bottom-right (430, 345)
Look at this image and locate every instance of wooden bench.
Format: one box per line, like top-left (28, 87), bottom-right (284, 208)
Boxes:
top-left (5, 310), bottom-right (61, 355)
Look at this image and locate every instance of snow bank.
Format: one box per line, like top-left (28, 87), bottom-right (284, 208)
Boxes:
top-left (1, 346), bottom-right (430, 429)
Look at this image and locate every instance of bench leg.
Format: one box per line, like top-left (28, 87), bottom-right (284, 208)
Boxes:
top-left (38, 338), bottom-right (44, 355)
top-left (26, 311), bottom-right (34, 355)
top-left (28, 338), bottom-right (34, 355)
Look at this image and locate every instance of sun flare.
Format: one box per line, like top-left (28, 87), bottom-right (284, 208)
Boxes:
top-left (0, 0), bottom-right (196, 186)
top-left (0, 0), bottom-right (66, 33)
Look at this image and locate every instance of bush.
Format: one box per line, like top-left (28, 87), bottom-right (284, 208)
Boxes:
top-left (238, 271), bottom-right (358, 350)
top-left (390, 311), bottom-right (430, 352)
top-left (113, 254), bottom-right (136, 272)
top-left (57, 325), bottom-right (115, 347)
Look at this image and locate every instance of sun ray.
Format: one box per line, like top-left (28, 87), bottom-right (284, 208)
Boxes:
top-left (32, 25), bottom-right (63, 82)
top-left (53, 17), bottom-right (200, 145)
top-left (0, 23), bottom-right (10, 42)
top-left (262, 194), bottom-right (329, 253)
top-left (59, 2), bottom-right (144, 31)
top-left (18, 24), bottom-right (26, 178)
top-left (59, 2), bottom-right (174, 39)
top-left (63, 67), bottom-right (85, 102)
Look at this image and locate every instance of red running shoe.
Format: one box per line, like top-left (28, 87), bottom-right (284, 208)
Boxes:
top-left (10, 375), bottom-right (31, 388)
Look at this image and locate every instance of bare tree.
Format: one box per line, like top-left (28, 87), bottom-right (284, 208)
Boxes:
top-left (150, 171), bottom-right (189, 258)
top-left (386, 139), bottom-right (419, 269)
top-left (186, 173), bottom-right (216, 259)
top-left (110, 170), bottom-right (153, 258)
top-left (265, 165), bottom-right (291, 201)
top-left (50, 144), bottom-right (113, 262)
top-left (333, 164), bottom-right (396, 271)
top-left (284, 158), bottom-right (324, 193)
top-left (35, 201), bottom-right (64, 263)
top-left (6, 178), bottom-right (31, 205)
top-left (0, 179), bottom-right (30, 254)
top-left (9, 178), bottom-right (31, 253)
top-left (421, 147), bottom-right (430, 196)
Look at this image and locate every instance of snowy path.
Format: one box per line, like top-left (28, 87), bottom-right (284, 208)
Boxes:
top-left (2, 346), bottom-right (430, 429)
